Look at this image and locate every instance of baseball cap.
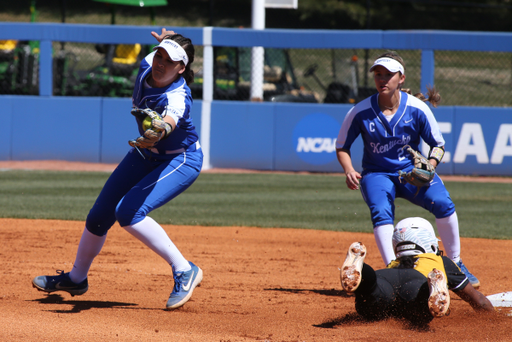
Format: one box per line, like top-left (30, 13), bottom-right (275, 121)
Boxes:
top-left (369, 57), bottom-right (405, 75)
top-left (153, 39), bottom-right (189, 66)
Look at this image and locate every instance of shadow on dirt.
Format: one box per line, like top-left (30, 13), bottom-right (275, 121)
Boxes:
top-left (266, 288), bottom-right (434, 332)
top-left (314, 312), bottom-right (433, 332)
top-left (264, 287), bottom-right (350, 298)
top-left (314, 312), bottom-right (366, 328)
top-left (30, 294), bottom-right (139, 313)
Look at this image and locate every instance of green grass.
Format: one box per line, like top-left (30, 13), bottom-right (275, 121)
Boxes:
top-left (1, 170), bottom-right (511, 239)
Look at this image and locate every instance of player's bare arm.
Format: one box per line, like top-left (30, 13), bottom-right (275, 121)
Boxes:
top-left (163, 115), bottom-right (176, 131)
top-left (455, 283), bottom-right (495, 312)
top-left (336, 148), bottom-right (362, 190)
top-left (428, 158), bottom-right (438, 168)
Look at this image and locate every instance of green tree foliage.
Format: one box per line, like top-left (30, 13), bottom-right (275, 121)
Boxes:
top-left (2, 0), bottom-right (511, 31)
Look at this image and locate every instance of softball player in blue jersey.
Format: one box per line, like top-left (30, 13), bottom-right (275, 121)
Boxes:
top-left (33, 29), bottom-right (203, 310)
top-left (336, 51), bottom-right (480, 287)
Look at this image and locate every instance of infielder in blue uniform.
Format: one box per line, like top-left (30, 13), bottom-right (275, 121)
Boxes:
top-left (33, 29), bottom-right (203, 310)
top-left (340, 217), bottom-right (493, 325)
top-left (336, 51), bottom-right (480, 287)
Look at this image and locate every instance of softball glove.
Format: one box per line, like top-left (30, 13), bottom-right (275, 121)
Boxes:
top-left (129, 107), bottom-right (172, 149)
top-left (398, 145), bottom-right (435, 192)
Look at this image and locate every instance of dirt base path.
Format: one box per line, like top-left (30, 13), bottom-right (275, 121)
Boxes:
top-left (1, 161), bottom-right (511, 341)
top-left (2, 218), bottom-right (512, 341)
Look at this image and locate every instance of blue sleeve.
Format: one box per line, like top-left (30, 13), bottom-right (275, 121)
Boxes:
top-left (412, 98), bottom-right (445, 148)
top-left (336, 106), bottom-right (360, 151)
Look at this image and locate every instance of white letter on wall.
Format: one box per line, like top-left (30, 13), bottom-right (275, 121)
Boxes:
top-left (453, 123), bottom-right (489, 164)
top-left (490, 124), bottom-right (512, 164)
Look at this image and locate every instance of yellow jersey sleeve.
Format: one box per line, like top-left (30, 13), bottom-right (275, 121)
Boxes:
top-left (387, 253), bottom-right (447, 279)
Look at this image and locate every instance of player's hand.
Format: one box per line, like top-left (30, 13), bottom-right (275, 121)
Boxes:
top-left (128, 128), bottom-right (166, 149)
top-left (151, 28), bottom-right (176, 43)
top-left (345, 171), bottom-right (362, 190)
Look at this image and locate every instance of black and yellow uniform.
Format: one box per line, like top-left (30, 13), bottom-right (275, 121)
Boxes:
top-left (354, 253), bottom-right (469, 324)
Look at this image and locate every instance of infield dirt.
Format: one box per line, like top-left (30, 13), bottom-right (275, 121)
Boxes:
top-left (1, 161), bottom-right (511, 341)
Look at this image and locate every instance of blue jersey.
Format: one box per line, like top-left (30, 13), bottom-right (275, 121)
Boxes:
top-left (86, 51), bottom-right (204, 235)
top-left (336, 91), bottom-right (444, 175)
top-left (132, 51), bottom-right (199, 153)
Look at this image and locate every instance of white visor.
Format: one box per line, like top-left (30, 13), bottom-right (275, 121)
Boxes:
top-left (369, 57), bottom-right (404, 75)
top-left (153, 39), bottom-right (189, 66)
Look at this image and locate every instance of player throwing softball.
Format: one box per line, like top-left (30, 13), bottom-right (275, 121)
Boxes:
top-left (33, 28), bottom-right (203, 310)
top-left (336, 51), bottom-right (480, 287)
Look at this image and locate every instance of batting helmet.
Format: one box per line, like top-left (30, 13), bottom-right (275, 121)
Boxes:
top-left (393, 217), bottom-right (439, 258)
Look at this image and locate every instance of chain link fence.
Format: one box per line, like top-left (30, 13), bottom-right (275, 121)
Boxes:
top-left (1, 1), bottom-right (511, 105)
top-left (0, 40), bottom-right (510, 106)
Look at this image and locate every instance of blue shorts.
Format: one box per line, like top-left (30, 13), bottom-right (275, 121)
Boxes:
top-left (360, 171), bottom-right (455, 227)
top-left (86, 147), bottom-right (203, 236)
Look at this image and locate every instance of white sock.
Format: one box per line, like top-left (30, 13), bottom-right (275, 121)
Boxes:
top-left (69, 227), bottom-right (107, 284)
top-left (123, 217), bottom-right (191, 273)
top-left (436, 212), bottom-right (461, 263)
top-left (374, 224), bottom-right (396, 266)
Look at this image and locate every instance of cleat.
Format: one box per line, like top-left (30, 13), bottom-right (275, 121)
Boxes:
top-left (166, 261), bottom-right (203, 310)
top-left (32, 270), bottom-right (88, 297)
top-left (340, 242), bottom-right (366, 293)
top-left (456, 260), bottom-right (480, 288)
top-left (427, 268), bottom-right (450, 318)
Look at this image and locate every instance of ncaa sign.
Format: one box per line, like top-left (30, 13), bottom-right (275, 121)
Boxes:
top-left (292, 113), bottom-right (340, 165)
